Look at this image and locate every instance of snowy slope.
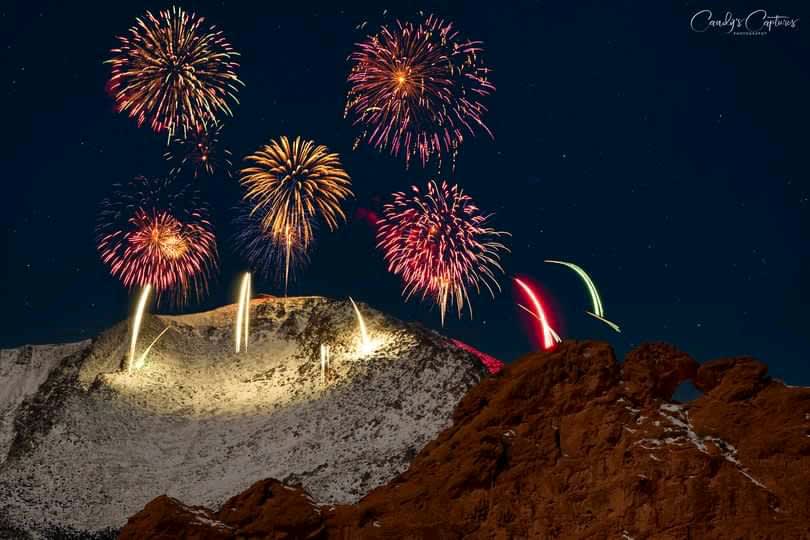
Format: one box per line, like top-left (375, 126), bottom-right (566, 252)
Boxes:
top-left (0, 296), bottom-right (486, 536)
top-left (0, 341), bottom-right (91, 465)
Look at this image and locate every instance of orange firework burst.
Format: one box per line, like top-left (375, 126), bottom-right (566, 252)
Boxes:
top-left (97, 176), bottom-right (218, 305)
top-left (377, 180), bottom-right (509, 323)
top-left (239, 136), bottom-right (353, 291)
top-left (107, 7), bottom-right (242, 139)
top-left (346, 14), bottom-right (495, 167)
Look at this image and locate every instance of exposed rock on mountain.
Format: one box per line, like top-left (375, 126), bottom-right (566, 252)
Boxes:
top-left (120, 340), bottom-right (810, 539)
top-left (0, 297), bottom-right (488, 537)
top-left (0, 341), bottom-right (91, 461)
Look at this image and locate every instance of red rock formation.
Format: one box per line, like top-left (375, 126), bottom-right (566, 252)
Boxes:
top-left (216, 479), bottom-right (326, 539)
top-left (622, 342), bottom-right (698, 402)
top-left (118, 496), bottom-right (232, 540)
top-left (120, 480), bottom-right (326, 539)
top-left (118, 341), bottom-right (810, 539)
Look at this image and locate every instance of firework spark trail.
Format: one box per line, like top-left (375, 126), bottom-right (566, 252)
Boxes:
top-left (235, 284), bottom-right (243, 352)
top-left (517, 303), bottom-right (561, 344)
top-left (349, 297), bottom-right (372, 353)
top-left (107, 7), bottom-right (242, 140)
top-left (514, 278), bottom-right (559, 350)
top-left (164, 124), bottom-right (233, 177)
top-left (243, 273), bottom-right (251, 350)
top-left (134, 326), bottom-right (170, 369)
top-left (544, 260), bottom-right (603, 316)
top-left (377, 180), bottom-right (509, 324)
top-left (240, 136), bottom-right (353, 292)
top-left (232, 206), bottom-right (310, 291)
top-left (586, 311), bottom-right (621, 333)
top-left (97, 176), bottom-right (218, 306)
top-left (234, 272), bottom-right (251, 353)
top-left (235, 273), bottom-right (245, 353)
top-left (284, 227), bottom-right (292, 296)
top-left (129, 284), bottom-right (152, 372)
top-left (346, 14), bottom-right (495, 167)
top-left (544, 259), bottom-right (621, 333)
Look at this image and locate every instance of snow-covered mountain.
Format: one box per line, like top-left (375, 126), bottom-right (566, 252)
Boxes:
top-left (0, 296), bottom-right (488, 537)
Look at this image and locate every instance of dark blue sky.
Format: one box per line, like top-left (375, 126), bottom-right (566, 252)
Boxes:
top-left (1, 2), bottom-right (807, 385)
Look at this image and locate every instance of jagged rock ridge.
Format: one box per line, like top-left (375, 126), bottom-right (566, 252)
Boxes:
top-left (120, 341), bottom-right (810, 539)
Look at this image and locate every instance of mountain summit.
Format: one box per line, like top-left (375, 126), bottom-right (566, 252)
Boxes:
top-left (0, 296), bottom-right (489, 537)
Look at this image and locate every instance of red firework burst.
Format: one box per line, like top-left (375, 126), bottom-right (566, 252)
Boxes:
top-left (376, 180), bottom-right (509, 323)
top-left (96, 176), bottom-right (218, 305)
top-left (345, 14), bottom-right (495, 167)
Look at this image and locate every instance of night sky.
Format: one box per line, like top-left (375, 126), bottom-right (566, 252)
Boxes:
top-left (2, 2), bottom-right (808, 386)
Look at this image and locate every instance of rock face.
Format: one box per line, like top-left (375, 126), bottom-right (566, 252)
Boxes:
top-left (121, 341), bottom-right (810, 539)
top-left (0, 341), bottom-right (91, 461)
top-left (0, 297), bottom-right (488, 537)
top-left (119, 480), bottom-right (325, 540)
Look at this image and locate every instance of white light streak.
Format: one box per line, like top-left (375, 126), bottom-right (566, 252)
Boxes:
top-left (349, 297), bottom-right (373, 354)
top-left (129, 284), bottom-right (152, 372)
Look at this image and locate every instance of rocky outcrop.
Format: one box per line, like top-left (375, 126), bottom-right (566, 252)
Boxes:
top-left (120, 480), bottom-right (326, 540)
top-left (694, 356), bottom-right (769, 400)
top-left (216, 479), bottom-right (326, 539)
top-left (621, 342), bottom-right (697, 402)
top-left (118, 496), bottom-right (232, 540)
top-left (119, 340), bottom-right (810, 539)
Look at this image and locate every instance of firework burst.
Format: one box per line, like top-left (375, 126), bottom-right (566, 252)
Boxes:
top-left (377, 180), bottom-right (509, 323)
top-left (233, 204), bottom-right (311, 290)
top-left (97, 176), bottom-right (218, 305)
top-left (239, 136), bottom-right (353, 290)
top-left (107, 7), bottom-right (242, 140)
top-left (164, 124), bottom-right (233, 178)
top-left (345, 14), bottom-right (495, 167)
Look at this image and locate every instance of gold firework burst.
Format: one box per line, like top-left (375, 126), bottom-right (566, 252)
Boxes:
top-left (241, 136), bottom-right (353, 247)
top-left (239, 136), bottom-right (353, 292)
top-left (107, 7), bottom-right (242, 140)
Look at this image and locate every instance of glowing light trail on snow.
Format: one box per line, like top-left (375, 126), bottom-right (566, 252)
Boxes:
top-left (513, 278), bottom-right (559, 350)
top-left (349, 297), bottom-right (373, 354)
top-left (242, 273), bottom-right (251, 350)
top-left (133, 326), bottom-right (170, 369)
top-left (235, 272), bottom-right (251, 353)
top-left (129, 284), bottom-right (152, 372)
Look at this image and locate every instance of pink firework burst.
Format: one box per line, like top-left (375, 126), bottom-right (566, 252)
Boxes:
top-left (377, 180), bottom-right (509, 323)
top-left (345, 14), bottom-right (495, 167)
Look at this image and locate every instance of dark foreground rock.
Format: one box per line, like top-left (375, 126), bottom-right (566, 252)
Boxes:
top-left (119, 480), bottom-right (325, 540)
top-left (119, 341), bottom-right (810, 539)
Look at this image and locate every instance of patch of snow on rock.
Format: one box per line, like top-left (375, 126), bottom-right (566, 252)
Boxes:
top-left (636, 402), bottom-right (768, 490)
